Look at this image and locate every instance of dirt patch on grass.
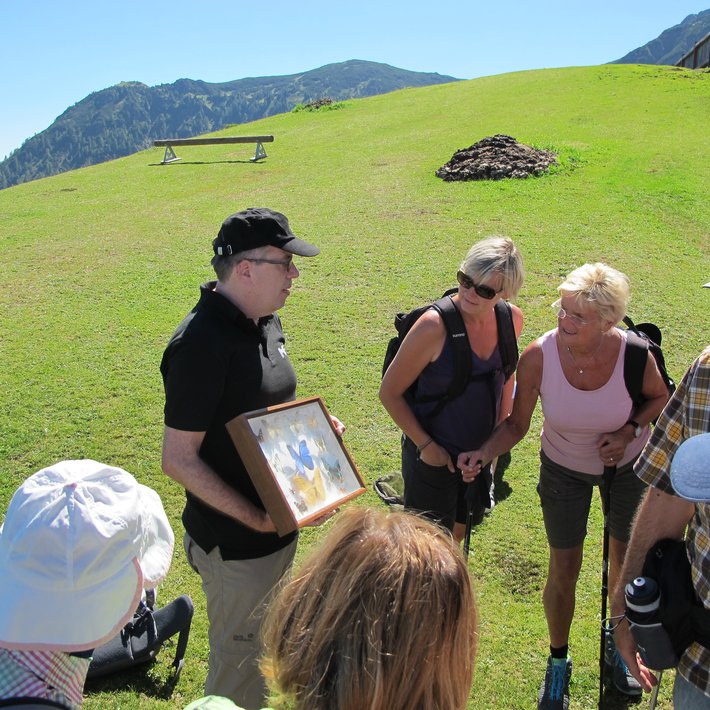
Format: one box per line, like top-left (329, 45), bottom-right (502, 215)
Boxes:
top-left (436, 134), bottom-right (558, 181)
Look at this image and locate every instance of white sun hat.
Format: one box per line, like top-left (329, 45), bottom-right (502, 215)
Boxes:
top-left (0, 459), bottom-right (174, 651)
top-left (670, 433), bottom-right (710, 502)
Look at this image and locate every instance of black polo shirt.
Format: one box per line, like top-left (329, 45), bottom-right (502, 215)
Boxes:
top-left (160, 282), bottom-right (298, 560)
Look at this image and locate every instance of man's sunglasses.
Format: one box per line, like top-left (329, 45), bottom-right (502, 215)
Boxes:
top-left (456, 271), bottom-right (502, 300)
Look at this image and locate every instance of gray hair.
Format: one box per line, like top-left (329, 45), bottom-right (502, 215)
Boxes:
top-left (459, 236), bottom-right (524, 299)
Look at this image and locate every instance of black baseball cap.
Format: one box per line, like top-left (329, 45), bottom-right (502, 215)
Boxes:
top-left (212, 207), bottom-right (319, 257)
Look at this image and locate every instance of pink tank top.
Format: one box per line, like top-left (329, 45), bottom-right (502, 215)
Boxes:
top-left (539, 329), bottom-right (648, 475)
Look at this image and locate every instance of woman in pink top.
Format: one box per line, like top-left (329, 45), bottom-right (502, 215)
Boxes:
top-left (457, 263), bottom-right (669, 710)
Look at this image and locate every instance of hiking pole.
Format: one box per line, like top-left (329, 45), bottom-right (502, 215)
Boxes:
top-left (649, 670), bottom-right (662, 710)
top-left (463, 460), bottom-right (491, 559)
top-left (598, 464), bottom-right (616, 710)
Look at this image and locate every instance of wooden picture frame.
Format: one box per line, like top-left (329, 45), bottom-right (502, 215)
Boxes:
top-left (226, 396), bottom-right (366, 536)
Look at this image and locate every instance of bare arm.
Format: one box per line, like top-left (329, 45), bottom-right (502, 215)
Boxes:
top-left (458, 338), bottom-right (542, 479)
top-left (611, 486), bottom-right (694, 690)
top-left (161, 425), bottom-right (276, 533)
top-left (379, 309), bottom-right (455, 471)
top-left (496, 304), bottom-right (525, 426)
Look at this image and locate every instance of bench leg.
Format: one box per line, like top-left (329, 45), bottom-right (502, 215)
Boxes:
top-left (162, 146), bottom-right (181, 164)
top-left (251, 142), bottom-right (268, 161)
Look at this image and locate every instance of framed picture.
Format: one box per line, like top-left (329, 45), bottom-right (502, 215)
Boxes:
top-left (226, 396), bottom-right (366, 536)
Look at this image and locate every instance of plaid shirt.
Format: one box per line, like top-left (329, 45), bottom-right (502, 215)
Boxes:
top-left (0, 648), bottom-right (89, 708)
top-left (635, 346), bottom-right (710, 696)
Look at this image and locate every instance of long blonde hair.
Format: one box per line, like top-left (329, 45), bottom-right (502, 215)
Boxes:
top-left (261, 507), bottom-right (477, 710)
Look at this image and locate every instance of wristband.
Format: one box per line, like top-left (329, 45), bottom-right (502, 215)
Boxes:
top-left (416, 438), bottom-right (433, 454)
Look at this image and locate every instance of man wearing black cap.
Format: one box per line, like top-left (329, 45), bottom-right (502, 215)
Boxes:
top-left (160, 207), bottom-right (333, 708)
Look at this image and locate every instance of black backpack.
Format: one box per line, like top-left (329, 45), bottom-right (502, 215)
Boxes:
top-left (382, 288), bottom-right (518, 418)
top-left (622, 315), bottom-right (676, 412)
top-left (86, 593), bottom-right (194, 689)
top-left (637, 538), bottom-right (710, 664)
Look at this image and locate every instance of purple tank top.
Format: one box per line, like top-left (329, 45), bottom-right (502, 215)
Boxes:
top-left (413, 337), bottom-right (505, 457)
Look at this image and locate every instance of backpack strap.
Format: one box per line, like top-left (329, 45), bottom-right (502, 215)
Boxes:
top-left (153, 594), bottom-right (194, 684)
top-left (622, 316), bottom-right (649, 408)
top-left (494, 301), bottom-right (518, 381)
top-left (419, 296), bottom-right (519, 420)
top-left (433, 293), bottom-right (471, 403)
top-left (416, 293), bottom-right (471, 418)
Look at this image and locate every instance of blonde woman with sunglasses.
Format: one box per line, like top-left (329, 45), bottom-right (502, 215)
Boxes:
top-left (379, 236), bottom-right (524, 539)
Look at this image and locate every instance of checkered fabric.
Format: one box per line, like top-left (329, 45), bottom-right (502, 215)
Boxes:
top-left (635, 346), bottom-right (710, 697)
top-left (0, 648), bottom-right (89, 708)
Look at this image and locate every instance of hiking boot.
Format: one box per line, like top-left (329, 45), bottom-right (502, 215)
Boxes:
top-left (605, 633), bottom-right (642, 696)
top-left (538, 655), bottom-right (572, 709)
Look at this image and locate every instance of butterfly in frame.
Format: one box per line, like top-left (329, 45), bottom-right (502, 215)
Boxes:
top-left (287, 439), bottom-right (315, 476)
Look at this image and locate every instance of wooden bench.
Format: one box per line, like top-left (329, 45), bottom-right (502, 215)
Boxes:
top-left (154, 135), bottom-right (274, 164)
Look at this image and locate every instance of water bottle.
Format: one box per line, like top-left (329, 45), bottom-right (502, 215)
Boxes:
top-left (625, 576), bottom-right (679, 669)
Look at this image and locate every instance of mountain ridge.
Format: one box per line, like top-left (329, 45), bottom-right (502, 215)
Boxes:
top-left (611, 8), bottom-right (710, 65)
top-left (0, 59), bottom-right (459, 190)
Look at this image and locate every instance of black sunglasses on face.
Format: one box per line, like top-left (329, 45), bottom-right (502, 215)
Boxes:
top-left (456, 271), bottom-right (501, 300)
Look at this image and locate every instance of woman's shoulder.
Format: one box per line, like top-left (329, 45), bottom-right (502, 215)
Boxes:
top-left (520, 337), bottom-right (544, 364)
top-left (508, 302), bottom-right (524, 337)
top-left (519, 330), bottom-right (557, 370)
top-left (409, 306), bottom-right (448, 337)
top-left (524, 328), bottom-right (556, 352)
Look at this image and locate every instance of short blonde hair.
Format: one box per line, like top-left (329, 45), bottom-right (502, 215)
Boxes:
top-left (261, 507), bottom-right (477, 710)
top-left (555, 262), bottom-right (630, 324)
top-left (460, 236), bottom-right (524, 299)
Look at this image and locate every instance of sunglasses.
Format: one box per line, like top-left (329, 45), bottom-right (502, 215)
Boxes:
top-left (456, 271), bottom-right (502, 300)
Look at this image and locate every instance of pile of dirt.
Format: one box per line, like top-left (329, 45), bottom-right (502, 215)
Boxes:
top-left (303, 98), bottom-right (334, 109)
top-left (436, 134), bottom-right (558, 181)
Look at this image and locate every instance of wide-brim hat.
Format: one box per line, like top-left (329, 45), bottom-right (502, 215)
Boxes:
top-left (0, 459), bottom-right (174, 651)
top-left (213, 207), bottom-right (319, 257)
top-left (670, 433), bottom-right (710, 502)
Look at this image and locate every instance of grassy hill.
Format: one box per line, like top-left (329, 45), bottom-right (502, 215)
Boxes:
top-left (0, 63), bottom-right (708, 709)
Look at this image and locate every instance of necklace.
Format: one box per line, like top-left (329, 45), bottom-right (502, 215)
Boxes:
top-left (566, 338), bottom-right (604, 375)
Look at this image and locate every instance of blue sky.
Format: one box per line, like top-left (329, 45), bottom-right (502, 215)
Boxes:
top-left (1, 1), bottom-right (706, 160)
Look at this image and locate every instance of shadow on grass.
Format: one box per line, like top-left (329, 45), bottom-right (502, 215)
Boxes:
top-left (84, 657), bottom-right (181, 701)
top-left (466, 451), bottom-right (514, 529)
top-left (599, 679), bottom-right (646, 709)
top-left (148, 160), bottom-right (266, 166)
top-left (493, 450), bottom-right (513, 503)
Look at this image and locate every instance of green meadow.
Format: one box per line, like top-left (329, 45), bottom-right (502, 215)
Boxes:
top-left (0, 63), bottom-right (708, 709)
